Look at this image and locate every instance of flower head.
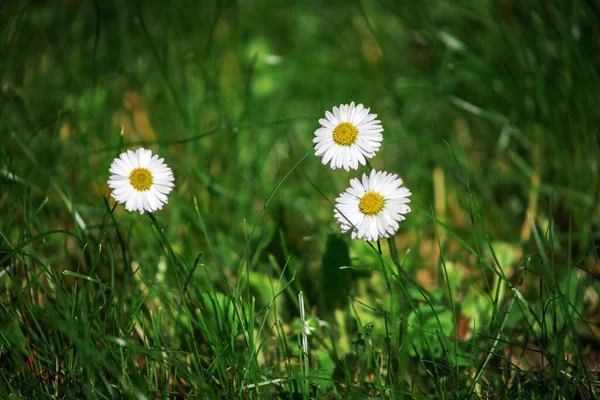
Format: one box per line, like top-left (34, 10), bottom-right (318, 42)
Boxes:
top-left (313, 102), bottom-right (383, 171)
top-left (108, 148), bottom-right (174, 214)
top-left (334, 169), bottom-right (411, 241)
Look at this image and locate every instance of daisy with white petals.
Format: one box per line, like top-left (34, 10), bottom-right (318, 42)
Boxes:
top-left (108, 148), bottom-right (175, 214)
top-left (313, 102), bottom-right (384, 171)
top-left (334, 169), bottom-right (411, 241)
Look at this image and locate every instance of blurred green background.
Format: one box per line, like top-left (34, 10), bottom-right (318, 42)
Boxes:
top-left (1, 0), bottom-right (600, 398)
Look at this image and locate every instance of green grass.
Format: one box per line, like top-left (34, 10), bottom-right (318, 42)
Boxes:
top-left (1, 0), bottom-right (600, 398)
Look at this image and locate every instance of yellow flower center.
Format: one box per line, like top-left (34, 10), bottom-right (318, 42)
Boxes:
top-left (359, 192), bottom-right (385, 216)
top-left (129, 168), bottom-right (154, 191)
top-left (333, 122), bottom-right (358, 146)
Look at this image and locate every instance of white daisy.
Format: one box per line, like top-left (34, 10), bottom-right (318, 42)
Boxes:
top-left (334, 169), bottom-right (411, 241)
top-left (107, 148), bottom-right (175, 214)
top-left (313, 102), bottom-right (384, 171)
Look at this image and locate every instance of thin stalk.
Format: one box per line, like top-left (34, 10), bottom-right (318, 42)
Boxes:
top-left (383, 237), bottom-right (400, 399)
top-left (298, 291), bottom-right (309, 397)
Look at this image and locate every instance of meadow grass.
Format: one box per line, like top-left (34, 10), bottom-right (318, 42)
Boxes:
top-left (1, 0), bottom-right (600, 398)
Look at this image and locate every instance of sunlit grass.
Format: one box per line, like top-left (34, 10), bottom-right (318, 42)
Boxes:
top-left (1, 0), bottom-right (599, 398)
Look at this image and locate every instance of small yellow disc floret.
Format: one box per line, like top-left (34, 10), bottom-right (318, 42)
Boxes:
top-left (359, 192), bottom-right (385, 216)
top-left (129, 168), bottom-right (154, 191)
top-left (333, 122), bottom-right (358, 146)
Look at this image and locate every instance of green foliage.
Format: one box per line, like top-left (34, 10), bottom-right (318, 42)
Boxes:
top-left (1, 0), bottom-right (600, 398)
top-left (406, 305), bottom-right (454, 359)
top-left (320, 235), bottom-right (351, 315)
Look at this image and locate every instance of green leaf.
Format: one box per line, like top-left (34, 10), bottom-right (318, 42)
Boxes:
top-left (462, 287), bottom-right (494, 331)
top-left (0, 321), bottom-right (27, 356)
top-left (405, 305), bottom-right (453, 358)
top-left (489, 241), bottom-right (521, 277)
top-left (320, 234), bottom-right (352, 314)
top-left (198, 292), bottom-right (237, 336)
top-left (444, 261), bottom-right (466, 297)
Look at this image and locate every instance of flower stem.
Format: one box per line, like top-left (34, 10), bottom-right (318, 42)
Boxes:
top-left (387, 236), bottom-right (403, 274)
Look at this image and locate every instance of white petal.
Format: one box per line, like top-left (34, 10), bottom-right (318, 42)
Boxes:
top-left (108, 148), bottom-right (174, 214)
top-left (334, 169), bottom-right (412, 241)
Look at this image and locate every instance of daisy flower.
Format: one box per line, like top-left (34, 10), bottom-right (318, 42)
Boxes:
top-left (313, 102), bottom-right (383, 171)
top-left (107, 148), bottom-right (175, 214)
top-left (334, 169), bottom-right (411, 241)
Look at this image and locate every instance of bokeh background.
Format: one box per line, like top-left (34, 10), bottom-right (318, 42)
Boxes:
top-left (2, 0), bottom-right (600, 398)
